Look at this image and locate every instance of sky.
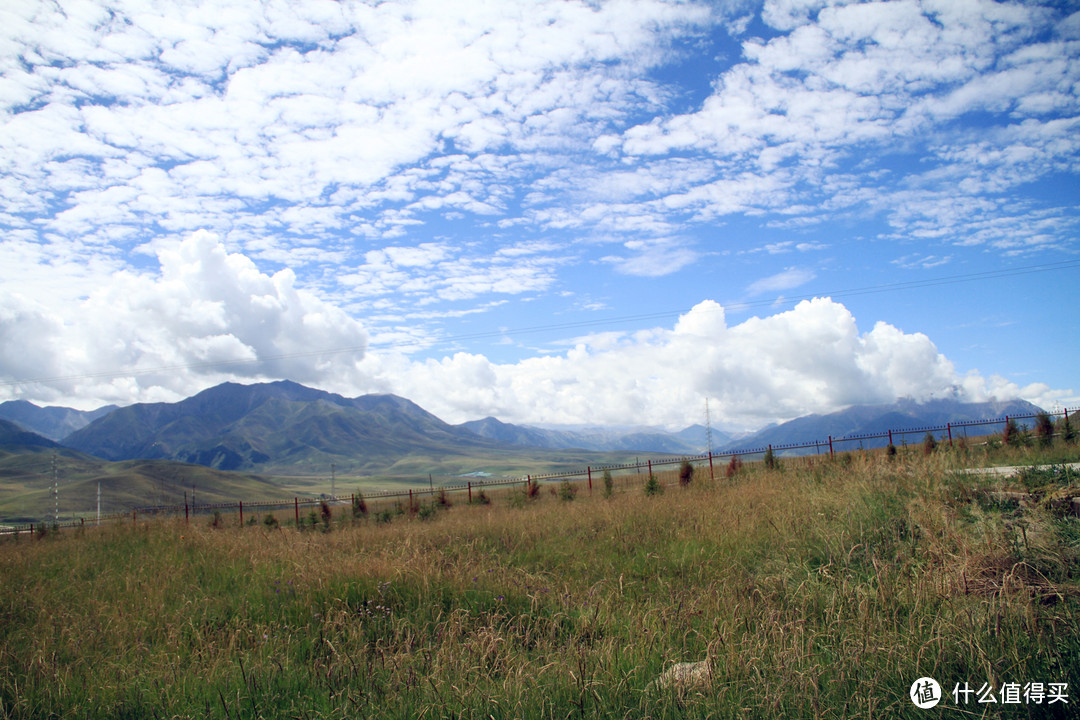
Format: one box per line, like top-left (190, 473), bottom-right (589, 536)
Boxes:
top-left (1, 0), bottom-right (1078, 432)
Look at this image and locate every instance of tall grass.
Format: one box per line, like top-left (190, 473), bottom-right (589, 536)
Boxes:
top-left (1, 446), bottom-right (1078, 718)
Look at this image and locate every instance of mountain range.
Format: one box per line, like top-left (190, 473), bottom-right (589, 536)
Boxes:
top-left (0, 400), bottom-right (117, 441)
top-left (0, 381), bottom-right (1050, 475)
top-left (725, 397), bottom-right (1045, 453)
top-left (60, 381), bottom-right (505, 473)
top-left (0, 381), bottom-right (1055, 522)
top-left (458, 416), bottom-right (730, 455)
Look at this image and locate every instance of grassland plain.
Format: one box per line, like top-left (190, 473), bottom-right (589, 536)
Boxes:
top-left (1, 443), bottom-right (1079, 719)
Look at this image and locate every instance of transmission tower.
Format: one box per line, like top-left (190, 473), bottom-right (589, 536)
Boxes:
top-left (704, 398), bottom-right (714, 456)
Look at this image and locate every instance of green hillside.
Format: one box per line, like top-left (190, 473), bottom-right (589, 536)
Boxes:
top-left (0, 447), bottom-right (286, 523)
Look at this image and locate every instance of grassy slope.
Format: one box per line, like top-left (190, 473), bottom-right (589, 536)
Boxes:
top-left (0, 443), bottom-right (652, 523)
top-left (1, 443), bottom-right (1078, 718)
top-left (0, 449), bottom-right (287, 522)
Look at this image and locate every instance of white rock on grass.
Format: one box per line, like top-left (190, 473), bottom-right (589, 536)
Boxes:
top-left (648, 659), bottom-right (712, 693)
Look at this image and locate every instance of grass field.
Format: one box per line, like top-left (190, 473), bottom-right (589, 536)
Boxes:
top-left (0, 445), bottom-right (651, 524)
top-left (1, 441), bottom-right (1078, 718)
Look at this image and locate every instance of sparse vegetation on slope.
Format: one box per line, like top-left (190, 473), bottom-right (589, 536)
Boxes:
top-left (1, 444), bottom-right (1078, 718)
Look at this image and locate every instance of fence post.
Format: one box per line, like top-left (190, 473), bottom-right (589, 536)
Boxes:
top-left (468, 482), bottom-right (472, 504)
top-left (132, 509), bottom-right (136, 524)
top-left (294, 497), bottom-right (299, 527)
top-left (828, 435), bottom-right (834, 460)
top-left (947, 423), bottom-right (953, 448)
top-left (587, 467), bottom-right (592, 492)
top-left (708, 451), bottom-right (714, 480)
top-left (647, 460), bottom-right (652, 479)
top-left (239, 501), bottom-right (243, 527)
top-left (888, 430), bottom-right (893, 447)
top-left (185, 491), bottom-right (189, 524)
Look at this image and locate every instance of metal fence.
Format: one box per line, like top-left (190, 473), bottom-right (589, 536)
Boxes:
top-left (2, 407), bottom-right (1074, 535)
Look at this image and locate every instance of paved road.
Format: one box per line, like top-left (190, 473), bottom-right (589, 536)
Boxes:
top-left (963, 462), bottom-right (1080, 477)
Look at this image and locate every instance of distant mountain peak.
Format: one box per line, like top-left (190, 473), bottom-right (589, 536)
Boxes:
top-left (0, 400), bottom-right (118, 441)
top-left (61, 380), bottom-right (497, 472)
top-left (726, 397), bottom-right (1045, 453)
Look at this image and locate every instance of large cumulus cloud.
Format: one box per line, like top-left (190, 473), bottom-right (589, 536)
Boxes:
top-left (360, 298), bottom-right (1059, 430)
top-left (0, 231), bottom-right (368, 407)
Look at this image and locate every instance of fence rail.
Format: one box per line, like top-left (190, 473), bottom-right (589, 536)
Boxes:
top-left (2, 407), bottom-right (1074, 535)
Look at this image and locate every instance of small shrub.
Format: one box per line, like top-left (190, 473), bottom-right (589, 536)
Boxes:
top-left (602, 469), bottom-right (614, 498)
top-left (417, 503), bottom-right (437, 521)
top-left (763, 446), bottom-right (779, 470)
top-left (376, 509), bottom-right (393, 524)
top-left (558, 479), bottom-right (575, 502)
top-left (352, 492), bottom-right (368, 518)
top-left (725, 455), bottom-right (742, 478)
top-left (437, 487), bottom-right (452, 507)
top-left (1035, 412), bottom-right (1054, 447)
top-left (644, 474), bottom-right (663, 496)
top-left (209, 511), bottom-right (223, 529)
top-left (1061, 414), bottom-right (1076, 444)
top-left (886, 443), bottom-right (897, 459)
top-left (526, 480), bottom-right (540, 500)
top-left (306, 509), bottom-right (320, 530)
top-left (472, 489), bottom-right (490, 505)
top-left (678, 460), bottom-right (694, 487)
top-left (1003, 418), bottom-right (1020, 446)
top-left (923, 432), bottom-right (937, 455)
top-left (319, 501), bottom-right (332, 530)
top-left (263, 513), bottom-right (279, 529)
top-left (246, 516), bottom-right (259, 527)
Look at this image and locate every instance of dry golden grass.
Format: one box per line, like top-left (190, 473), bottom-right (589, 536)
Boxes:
top-left (1, 447), bottom-right (1078, 718)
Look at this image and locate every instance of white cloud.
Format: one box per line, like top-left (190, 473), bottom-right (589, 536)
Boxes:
top-left (354, 297), bottom-right (1054, 431)
top-left (0, 0), bottom-right (716, 255)
top-left (339, 240), bottom-right (563, 306)
top-left (3, 241), bottom-right (1067, 429)
top-left (746, 267), bottom-right (816, 295)
top-left (600, 238), bottom-right (699, 277)
top-left (0, 0), bottom-right (1075, 424)
top-left (613, 0), bottom-right (1080, 246)
top-left (0, 231), bottom-right (369, 407)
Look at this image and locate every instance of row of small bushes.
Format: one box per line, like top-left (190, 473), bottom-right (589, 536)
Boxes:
top-left (190, 412), bottom-right (1075, 531)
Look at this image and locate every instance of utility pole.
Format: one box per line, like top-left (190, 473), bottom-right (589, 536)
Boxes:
top-left (52, 452), bottom-right (58, 524)
top-left (705, 398), bottom-right (714, 456)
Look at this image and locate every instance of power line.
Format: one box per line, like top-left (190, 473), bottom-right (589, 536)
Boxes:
top-left (2, 257), bottom-right (1077, 388)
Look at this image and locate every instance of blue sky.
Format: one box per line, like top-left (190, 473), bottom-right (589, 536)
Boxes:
top-left (0, 0), bottom-right (1077, 431)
